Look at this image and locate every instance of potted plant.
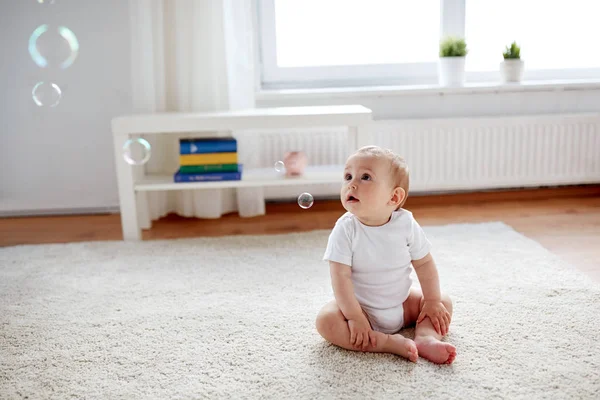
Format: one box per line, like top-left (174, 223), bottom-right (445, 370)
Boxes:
top-left (500, 41), bottom-right (524, 83)
top-left (438, 36), bottom-right (468, 86)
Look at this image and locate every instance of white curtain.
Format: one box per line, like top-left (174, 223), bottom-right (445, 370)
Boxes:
top-left (128, 0), bottom-right (265, 229)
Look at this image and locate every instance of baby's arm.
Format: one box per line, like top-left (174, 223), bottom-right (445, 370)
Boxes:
top-left (323, 218), bottom-right (375, 348)
top-left (412, 253), bottom-right (451, 334)
top-left (412, 253), bottom-right (441, 301)
top-left (329, 261), bottom-right (363, 320)
top-left (330, 261), bottom-right (375, 349)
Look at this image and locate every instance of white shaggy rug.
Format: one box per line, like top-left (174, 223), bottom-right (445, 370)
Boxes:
top-left (1, 222), bottom-right (599, 399)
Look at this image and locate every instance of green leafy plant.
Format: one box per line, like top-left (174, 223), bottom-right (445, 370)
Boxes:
top-left (439, 36), bottom-right (468, 57)
top-left (503, 41), bottom-right (521, 59)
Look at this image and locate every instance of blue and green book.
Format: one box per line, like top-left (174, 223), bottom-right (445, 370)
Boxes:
top-left (175, 137), bottom-right (242, 182)
top-left (174, 164), bottom-right (243, 182)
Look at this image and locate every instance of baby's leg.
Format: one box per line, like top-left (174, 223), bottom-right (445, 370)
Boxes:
top-left (403, 289), bottom-right (456, 364)
top-left (315, 300), bottom-right (418, 362)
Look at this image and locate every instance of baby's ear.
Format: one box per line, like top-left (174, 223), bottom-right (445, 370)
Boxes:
top-left (390, 187), bottom-right (406, 207)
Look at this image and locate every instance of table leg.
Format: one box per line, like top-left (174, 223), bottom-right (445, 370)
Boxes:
top-left (113, 133), bottom-right (141, 241)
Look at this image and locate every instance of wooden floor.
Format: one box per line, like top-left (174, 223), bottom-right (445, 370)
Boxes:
top-left (1, 185), bottom-right (599, 282)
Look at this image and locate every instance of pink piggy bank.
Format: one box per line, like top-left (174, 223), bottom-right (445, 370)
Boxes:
top-left (283, 151), bottom-right (308, 177)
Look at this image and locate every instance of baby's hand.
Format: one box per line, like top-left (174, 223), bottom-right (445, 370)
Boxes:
top-left (417, 300), bottom-right (451, 336)
top-left (347, 316), bottom-right (376, 351)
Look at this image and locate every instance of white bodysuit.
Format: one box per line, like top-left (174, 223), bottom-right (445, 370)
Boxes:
top-left (322, 209), bottom-right (432, 334)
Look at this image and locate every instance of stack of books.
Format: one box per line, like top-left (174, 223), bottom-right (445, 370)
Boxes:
top-left (174, 137), bottom-right (243, 182)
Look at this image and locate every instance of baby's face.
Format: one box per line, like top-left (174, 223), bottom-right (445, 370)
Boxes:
top-left (341, 154), bottom-right (395, 220)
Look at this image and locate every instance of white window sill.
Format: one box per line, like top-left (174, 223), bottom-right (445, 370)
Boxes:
top-left (256, 79), bottom-right (600, 102)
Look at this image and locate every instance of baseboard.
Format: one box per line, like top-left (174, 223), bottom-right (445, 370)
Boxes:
top-left (0, 206), bottom-right (120, 218)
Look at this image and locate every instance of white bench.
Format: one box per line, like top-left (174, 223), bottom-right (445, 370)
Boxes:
top-left (111, 105), bottom-right (373, 240)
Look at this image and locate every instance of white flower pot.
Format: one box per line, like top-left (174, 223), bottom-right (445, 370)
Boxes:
top-left (438, 57), bottom-right (466, 87)
top-left (500, 59), bottom-right (524, 83)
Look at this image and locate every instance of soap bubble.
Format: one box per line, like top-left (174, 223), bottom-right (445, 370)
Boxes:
top-left (32, 81), bottom-right (61, 107)
top-left (29, 24), bottom-right (79, 69)
top-left (297, 192), bottom-right (314, 209)
top-left (122, 138), bottom-right (151, 165)
top-left (274, 160), bottom-right (285, 173)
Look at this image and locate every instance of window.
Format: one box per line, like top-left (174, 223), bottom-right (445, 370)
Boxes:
top-left (465, 0), bottom-right (600, 79)
top-left (258, 0), bottom-right (441, 88)
top-left (257, 0), bottom-right (600, 89)
top-left (273, 0), bottom-right (439, 67)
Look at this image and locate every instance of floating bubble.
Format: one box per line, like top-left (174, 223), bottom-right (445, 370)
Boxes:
top-left (29, 24), bottom-right (79, 69)
top-left (32, 81), bottom-right (61, 107)
top-left (297, 192), bottom-right (314, 209)
top-left (274, 160), bottom-right (285, 173)
top-left (122, 138), bottom-right (152, 165)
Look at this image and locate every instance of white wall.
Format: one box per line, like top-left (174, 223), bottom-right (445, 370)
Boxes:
top-left (0, 0), bottom-right (132, 216)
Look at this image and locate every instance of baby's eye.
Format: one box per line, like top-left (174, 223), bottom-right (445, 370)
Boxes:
top-left (361, 174), bottom-right (371, 181)
top-left (344, 173), bottom-right (352, 181)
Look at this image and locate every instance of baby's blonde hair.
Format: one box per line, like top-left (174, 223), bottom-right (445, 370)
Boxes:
top-left (355, 145), bottom-right (410, 209)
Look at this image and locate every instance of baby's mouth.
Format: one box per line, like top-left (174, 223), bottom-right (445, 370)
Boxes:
top-left (346, 194), bottom-right (359, 203)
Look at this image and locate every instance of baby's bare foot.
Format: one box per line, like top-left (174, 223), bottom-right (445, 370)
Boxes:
top-left (386, 334), bottom-right (418, 362)
top-left (414, 336), bottom-right (456, 364)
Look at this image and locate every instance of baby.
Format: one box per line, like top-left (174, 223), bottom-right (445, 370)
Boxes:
top-left (316, 145), bottom-right (456, 364)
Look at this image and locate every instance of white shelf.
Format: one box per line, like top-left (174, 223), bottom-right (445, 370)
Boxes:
top-left (112, 105), bottom-right (372, 135)
top-left (135, 164), bottom-right (344, 191)
top-left (113, 104), bottom-right (371, 240)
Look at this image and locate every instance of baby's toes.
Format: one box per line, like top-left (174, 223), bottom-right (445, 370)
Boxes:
top-left (408, 343), bottom-right (419, 363)
top-left (444, 345), bottom-right (457, 364)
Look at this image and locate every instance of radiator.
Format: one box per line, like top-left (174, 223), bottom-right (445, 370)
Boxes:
top-left (251, 113), bottom-right (600, 199)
